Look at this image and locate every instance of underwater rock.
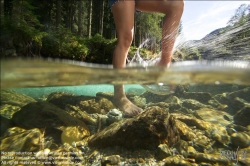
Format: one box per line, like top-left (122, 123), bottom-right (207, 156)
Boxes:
top-left (228, 87), bottom-right (250, 102)
top-left (65, 104), bottom-right (97, 125)
top-left (96, 92), bottom-right (114, 101)
top-left (173, 113), bottom-right (230, 145)
top-left (190, 153), bottom-right (230, 165)
top-left (47, 91), bottom-right (114, 114)
top-left (231, 132), bottom-right (250, 148)
top-left (174, 119), bottom-right (196, 141)
top-left (214, 92), bottom-right (250, 115)
top-left (192, 131), bottom-right (213, 153)
top-left (234, 106), bottom-right (250, 127)
top-left (187, 146), bottom-right (197, 157)
top-left (207, 99), bottom-right (228, 110)
top-left (140, 91), bottom-right (170, 103)
top-left (165, 96), bottom-right (182, 105)
top-left (97, 97), bottom-right (115, 112)
top-left (162, 155), bottom-right (193, 166)
top-left (182, 92), bottom-right (212, 104)
top-left (0, 115), bottom-right (13, 137)
top-left (88, 106), bottom-right (179, 150)
top-left (156, 144), bottom-right (172, 160)
top-left (0, 89), bottom-right (36, 107)
top-left (61, 126), bottom-right (89, 145)
top-left (101, 155), bottom-right (120, 166)
top-left (0, 104), bottom-right (21, 119)
top-left (130, 96), bottom-right (146, 108)
top-left (147, 102), bottom-right (170, 112)
top-left (174, 140), bottom-right (188, 157)
top-left (194, 108), bottom-right (233, 126)
top-left (12, 101), bottom-right (90, 140)
top-left (174, 84), bottom-right (189, 96)
top-left (0, 127), bottom-right (41, 152)
top-left (78, 99), bottom-right (108, 114)
top-left (106, 109), bottom-right (123, 125)
top-left (181, 99), bottom-right (213, 110)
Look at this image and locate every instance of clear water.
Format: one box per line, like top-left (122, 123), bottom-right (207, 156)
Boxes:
top-left (1, 58), bottom-right (250, 165)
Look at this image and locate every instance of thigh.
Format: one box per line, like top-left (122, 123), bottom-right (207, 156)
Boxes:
top-left (135, 0), bottom-right (183, 14)
top-left (111, 0), bottom-right (135, 37)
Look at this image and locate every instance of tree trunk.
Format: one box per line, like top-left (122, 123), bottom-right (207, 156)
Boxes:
top-left (4, 0), bottom-right (13, 19)
top-left (78, 0), bottom-right (83, 36)
top-left (99, 0), bottom-right (104, 35)
top-left (88, 0), bottom-right (92, 37)
top-left (56, 0), bottom-right (61, 28)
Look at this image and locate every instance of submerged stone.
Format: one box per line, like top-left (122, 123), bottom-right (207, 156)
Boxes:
top-left (231, 132), bottom-right (250, 148)
top-left (182, 99), bottom-right (212, 110)
top-left (12, 101), bottom-right (90, 144)
top-left (194, 108), bottom-right (233, 126)
top-left (234, 106), bottom-right (250, 127)
top-left (156, 144), bottom-right (172, 160)
top-left (61, 126), bottom-right (89, 145)
top-left (0, 127), bottom-right (41, 152)
top-left (0, 89), bottom-right (36, 107)
top-left (88, 106), bottom-right (179, 150)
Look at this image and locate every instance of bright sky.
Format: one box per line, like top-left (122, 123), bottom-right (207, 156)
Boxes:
top-left (182, 1), bottom-right (250, 40)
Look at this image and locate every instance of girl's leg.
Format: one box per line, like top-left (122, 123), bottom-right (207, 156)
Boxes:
top-left (111, 0), bottom-right (143, 116)
top-left (136, 0), bottom-right (184, 66)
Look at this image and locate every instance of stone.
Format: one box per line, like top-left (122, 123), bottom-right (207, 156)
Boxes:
top-left (187, 146), bottom-right (197, 157)
top-left (106, 109), bottom-right (123, 125)
top-left (130, 96), bottom-right (146, 108)
top-left (96, 92), bottom-right (114, 101)
top-left (88, 106), bottom-right (179, 150)
top-left (228, 87), bottom-right (250, 102)
top-left (140, 91), bottom-right (170, 103)
top-left (147, 102), bottom-right (170, 112)
top-left (182, 92), bottom-right (212, 104)
top-left (194, 108), bottom-right (233, 126)
top-left (191, 153), bottom-right (230, 165)
top-left (234, 106), bottom-right (250, 127)
top-left (174, 119), bottom-right (196, 141)
top-left (0, 115), bottom-right (13, 137)
top-left (173, 113), bottom-right (230, 145)
top-left (101, 155), bottom-right (120, 165)
top-left (0, 127), bottom-right (42, 152)
top-left (0, 89), bottom-right (36, 107)
top-left (61, 126), bottom-right (90, 145)
top-left (165, 96), bottom-right (182, 105)
top-left (162, 155), bottom-right (193, 166)
top-left (174, 140), bottom-right (188, 157)
top-left (12, 101), bottom-right (90, 144)
top-left (231, 132), bottom-right (250, 148)
top-left (156, 144), bottom-right (172, 160)
top-left (0, 104), bottom-right (21, 119)
top-left (182, 99), bottom-right (213, 110)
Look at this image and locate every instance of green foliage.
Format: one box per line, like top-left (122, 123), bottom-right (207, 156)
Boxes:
top-left (173, 47), bottom-right (201, 61)
top-left (2, 0), bottom-right (47, 56)
top-left (41, 26), bottom-right (88, 60)
top-left (84, 34), bottom-right (117, 64)
top-left (128, 46), bottom-right (156, 61)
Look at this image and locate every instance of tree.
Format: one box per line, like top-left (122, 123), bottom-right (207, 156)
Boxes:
top-left (78, 0), bottom-right (83, 36)
top-left (227, 4), bottom-right (250, 26)
top-left (99, 0), bottom-right (105, 35)
top-left (88, 0), bottom-right (92, 37)
top-left (56, 0), bottom-right (61, 28)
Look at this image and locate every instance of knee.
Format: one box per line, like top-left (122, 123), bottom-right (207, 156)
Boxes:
top-left (117, 31), bottom-right (133, 48)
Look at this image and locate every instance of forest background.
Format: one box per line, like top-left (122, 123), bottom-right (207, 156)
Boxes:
top-left (1, 0), bottom-right (249, 64)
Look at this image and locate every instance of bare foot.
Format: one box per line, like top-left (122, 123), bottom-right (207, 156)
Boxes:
top-left (114, 96), bottom-right (143, 117)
